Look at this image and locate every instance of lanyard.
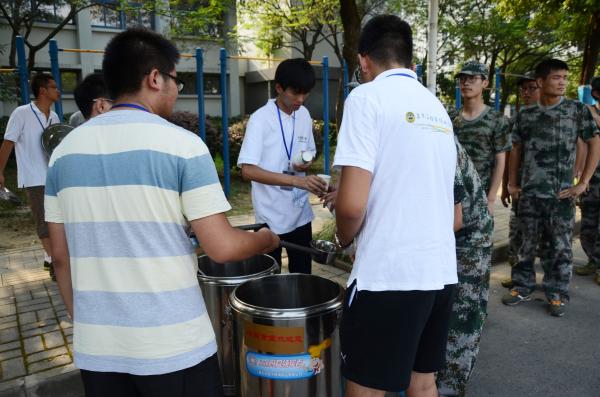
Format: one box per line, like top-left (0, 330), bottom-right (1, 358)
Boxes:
top-left (275, 102), bottom-right (295, 161)
top-left (30, 103), bottom-right (51, 130)
top-left (111, 103), bottom-right (150, 112)
top-left (387, 72), bottom-right (416, 79)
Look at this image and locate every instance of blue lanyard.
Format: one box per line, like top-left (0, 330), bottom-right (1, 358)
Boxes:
top-left (275, 101), bottom-right (295, 161)
top-left (112, 103), bottom-right (150, 112)
top-left (30, 103), bottom-right (51, 130)
top-left (387, 72), bottom-right (416, 79)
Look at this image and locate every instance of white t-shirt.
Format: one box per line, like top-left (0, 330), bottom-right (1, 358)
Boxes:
top-left (4, 102), bottom-right (59, 187)
top-left (333, 68), bottom-right (458, 292)
top-left (237, 99), bottom-right (316, 234)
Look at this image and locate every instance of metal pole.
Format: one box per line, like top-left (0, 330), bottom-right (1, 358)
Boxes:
top-left (195, 48), bottom-right (206, 141)
top-left (426, 0), bottom-right (439, 95)
top-left (15, 36), bottom-right (29, 105)
top-left (495, 67), bottom-right (501, 111)
top-left (49, 40), bottom-right (64, 121)
top-left (416, 64), bottom-right (423, 83)
top-left (342, 60), bottom-right (349, 99)
top-left (455, 81), bottom-right (461, 110)
top-left (323, 56), bottom-right (330, 175)
top-left (220, 48), bottom-right (230, 197)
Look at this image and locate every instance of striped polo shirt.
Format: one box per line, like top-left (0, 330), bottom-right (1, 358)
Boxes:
top-left (44, 110), bottom-right (231, 375)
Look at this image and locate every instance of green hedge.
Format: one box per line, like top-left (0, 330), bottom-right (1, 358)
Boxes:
top-left (167, 112), bottom-right (336, 169)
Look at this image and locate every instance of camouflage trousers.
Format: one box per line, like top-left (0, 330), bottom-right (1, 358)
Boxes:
top-left (508, 199), bottom-right (551, 266)
top-left (580, 187), bottom-right (600, 268)
top-left (436, 246), bottom-right (492, 397)
top-left (511, 196), bottom-right (575, 301)
top-left (508, 199), bottom-right (520, 263)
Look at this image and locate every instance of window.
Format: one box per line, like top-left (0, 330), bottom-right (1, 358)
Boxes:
top-left (90, 1), bottom-right (153, 30)
top-left (24, 0), bottom-right (76, 24)
top-left (177, 72), bottom-right (221, 95)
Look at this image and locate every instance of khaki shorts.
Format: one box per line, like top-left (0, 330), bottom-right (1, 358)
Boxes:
top-left (25, 186), bottom-right (49, 239)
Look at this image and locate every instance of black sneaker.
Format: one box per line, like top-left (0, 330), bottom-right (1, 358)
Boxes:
top-left (44, 260), bottom-right (51, 270)
top-left (501, 289), bottom-right (532, 306)
top-left (49, 263), bottom-right (56, 282)
top-left (548, 299), bottom-right (565, 317)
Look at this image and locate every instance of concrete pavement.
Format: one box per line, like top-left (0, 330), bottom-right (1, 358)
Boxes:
top-left (0, 199), bottom-right (594, 396)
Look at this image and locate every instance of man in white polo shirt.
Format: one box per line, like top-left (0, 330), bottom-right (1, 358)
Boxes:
top-left (334, 15), bottom-right (457, 397)
top-left (0, 73), bottom-right (60, 272)
top-left (238, 58), bottom-right (327, 274)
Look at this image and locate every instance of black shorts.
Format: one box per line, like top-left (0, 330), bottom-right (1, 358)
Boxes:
top-left (340, 282), bottom-right (456, 392)
top-left (80, 353), bottom-right (224, 397)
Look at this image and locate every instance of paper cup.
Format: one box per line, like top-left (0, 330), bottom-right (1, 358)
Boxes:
top-left (317, 174), bottom-right (331, 191)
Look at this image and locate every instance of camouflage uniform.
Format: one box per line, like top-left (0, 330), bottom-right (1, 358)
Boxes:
top-left (453, 106), bottom-right (512, 195)
top-left (579, 105), bottom-right (600, 274)
top-left (437, 139), bottom-right (493, 397)
top-left (511, 98), bottom-right (599, 301)
top-left (507, 107), bottom-right (552, 267)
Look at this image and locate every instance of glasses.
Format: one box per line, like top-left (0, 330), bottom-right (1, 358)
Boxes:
top-left (520, 85), bottom-right (538, 92)
top-left (92, 98), bottom-right (113, 103)
top-left (459, 75), bottom-right (483, 84)
top-left (353, 66), bottom-right (362, 84)
top-left (159, 71), bottom-right (184, 92)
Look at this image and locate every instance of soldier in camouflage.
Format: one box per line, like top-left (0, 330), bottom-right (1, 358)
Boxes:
top-left (500, 72), bottom-right (540, 289)
top-left (453, 61), bottom-right (512, 215)
top-left (504, 59), bottom-right (600, 317)
top-left (437, 138), bottom-right (493, 397)
top-left (575, 76), bottom-right (600, 285)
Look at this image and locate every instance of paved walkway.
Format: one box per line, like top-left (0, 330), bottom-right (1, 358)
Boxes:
top-left (0, 198), bottom-right (583, 396)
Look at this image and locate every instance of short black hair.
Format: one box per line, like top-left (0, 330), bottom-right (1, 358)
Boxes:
top-left (274, 58), bottom-right (316, 94)
top-left (31, 73), bottom-right (55, 97)
top-left (102, 28), bottom-right (180, 99)
top-left (358, 15), bottom-right (413, 68)
top-left (535, 59), bottom-right (569, 80)
top-left (74, 73), bottom-right (108, 119)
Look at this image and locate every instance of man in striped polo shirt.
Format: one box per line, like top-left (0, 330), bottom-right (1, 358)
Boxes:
top-left (44, 28), bottom-right (279, 396)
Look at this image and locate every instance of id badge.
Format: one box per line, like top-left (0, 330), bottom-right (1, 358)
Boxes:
top-left (281, 168), bottom-right (295, 191)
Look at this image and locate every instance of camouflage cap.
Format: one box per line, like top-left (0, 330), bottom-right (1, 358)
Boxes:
top-left (456, 61), bottom-right (489, 79)
top-left (592, 76), bottom-right (600, 92)
top-left (517, 71), bottom-right (536, 86)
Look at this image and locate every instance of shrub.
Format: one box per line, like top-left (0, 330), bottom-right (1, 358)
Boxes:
top-left (167, 111), bottom-right (334, 170)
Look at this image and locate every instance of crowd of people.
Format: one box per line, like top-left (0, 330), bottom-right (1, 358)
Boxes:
top-left (0, 11), bottom-right (599, 397)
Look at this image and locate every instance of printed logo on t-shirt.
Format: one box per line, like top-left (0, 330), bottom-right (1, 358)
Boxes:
top-left (297, 136), bottom-right (309, 143)
top-left (405, 112), bottom-right (416, 123)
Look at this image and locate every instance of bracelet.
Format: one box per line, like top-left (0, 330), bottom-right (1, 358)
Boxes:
top-left (334, 232), bottom-right (354, 250)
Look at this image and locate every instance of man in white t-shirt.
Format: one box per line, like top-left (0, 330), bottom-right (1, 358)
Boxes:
top-left (237, 58), bottom-right (327, 274)
top-left (0, 73), bottom-right (60, 271)
top-left (333, 15), bottom-right (458, 397)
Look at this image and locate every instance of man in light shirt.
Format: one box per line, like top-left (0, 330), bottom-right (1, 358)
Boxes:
top-left (334, 15), bottom-right (458, 397)
top-left (0, 73), bottom-right (60, 273)
top-left (45, 28), bottom-right (279, 396)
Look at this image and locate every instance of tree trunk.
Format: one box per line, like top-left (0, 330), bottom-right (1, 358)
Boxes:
top-left (580, 11), bottom-right (600, 85)
top-left (336, 0), bottom-right (360, 130)
top-left (9, 30), bottom-right (17, 67)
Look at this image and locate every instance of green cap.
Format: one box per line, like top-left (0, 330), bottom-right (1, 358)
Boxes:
top-left (517, 71), bottom-right (536, 86)
top-left (456, 60), bottom-right (488, 79)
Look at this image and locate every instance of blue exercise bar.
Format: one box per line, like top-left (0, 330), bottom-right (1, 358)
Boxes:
top-left (48, 39), bottom-right (64, 121)
top-left (15, 36), bottom-right (29, 105)
top-left (195, 48), bottom-right (206, 141)
top-left (494, 67), bottom-right (501, 111)
top-left (322, 56), bottom-right (330, 176)
top-left (219, 48), bottom-right (231, 198)
top-left (342, 60), bottom-right (349, 99)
